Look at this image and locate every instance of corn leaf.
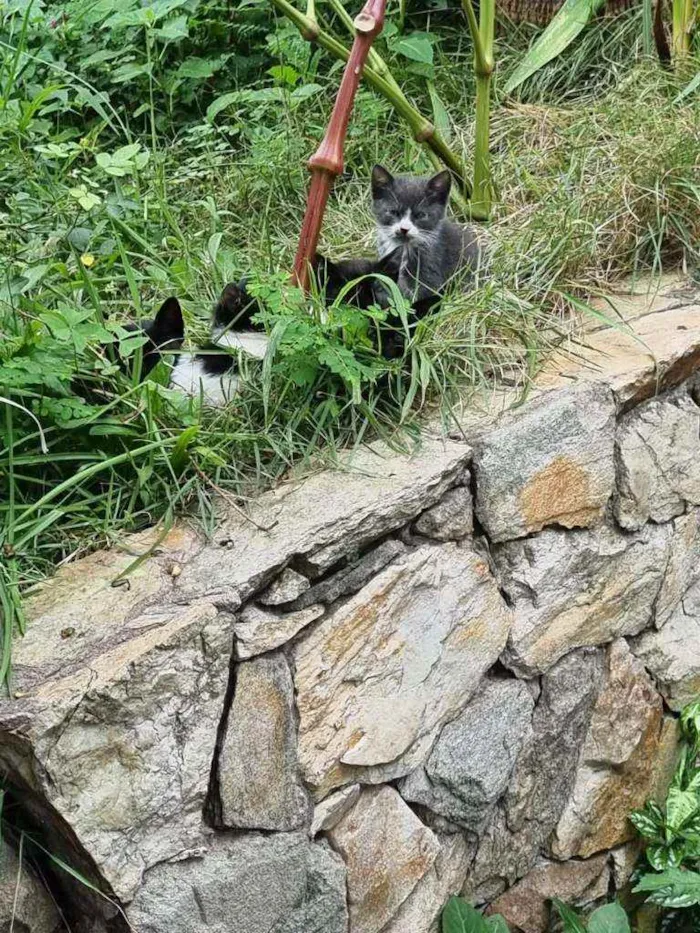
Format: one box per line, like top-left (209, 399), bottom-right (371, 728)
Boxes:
top-left (503, 0), bottom-right (607, 94)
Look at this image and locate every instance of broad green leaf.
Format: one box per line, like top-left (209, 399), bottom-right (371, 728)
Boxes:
top-left (206, 87), bottom-right (285, 120)
top-left (441, 897), bottom-right (488, 933)
top-left (552, 900), bottom-right (587, 933)
top-left (666, 787), bottom-right (700, 832)
top-left (268, 64), bottom-right (299, 86)
top-left (503, 0), bottom-right (607, 94)
top-left (177, 57), bottom-right (222, 79)
top-left (111, 62), bottom-right (152, 84)
top-left (634, 868), bottom-right (700, 908)
top-left (393, 34), bottom-right (434, 64)
top-left (155, 14), bottom-right (189, 40)
top-left (291, 83), bottom-right (324, 101)
top-left (588, 902), bottom-right (631, 933)
top-left (680, 698), bottom-right (700, 747)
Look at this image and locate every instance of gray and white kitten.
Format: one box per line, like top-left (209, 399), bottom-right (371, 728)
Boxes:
top-left (371, 165), bottom-right (482, 303)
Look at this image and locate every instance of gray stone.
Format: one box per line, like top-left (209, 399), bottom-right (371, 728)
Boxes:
top-left (311, 785), bottom-right (361, 836)
top-left (127, 833), bottom-right (348, 933)
top-left (233, 603), bottom-right (324, 659)
top-left (552, 640), bottom-right (666, 859)
top-left (614, 393), bottom-right (700, 530)
top-left (655, 509), bottom-right (700, 628)
top-left (219, 652), bottom-right (310, 831)
top-left (464, 648), bottom-right (605, 902)
top-left (631, 581), bottom-right (700, 710)
top-left (292, 540), bottom-right (407, 611)
top-left (399, 679), bottom-right (534, 831)
top-left (0, 840), bottom-right (62, 933)
top-left (382, 833), bottom-right (472, 933)
top-left (414, 485), bottom-right (474, 541)
top-left (175, 438), bottom-right (470, 604)
top-left (293, 543), bottom-right (513, 795)
top-left (259, 568), bottom-right (310, 606)
top-left (473, 384), bottom-right (615, 543)
top-left (611, 841), bottom-right (643, 891)
top-left (487, 855), bottom-right (609, 933)
top-left (0, 598), bottom-right (230, 903)
top-left (328, 786), bottom-right (439, 933)
top-left (497, 523), bottom-right (670, 676)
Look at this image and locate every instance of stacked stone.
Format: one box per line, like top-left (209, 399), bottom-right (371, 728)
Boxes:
top-left (2, 288), bottom-right (700, 933)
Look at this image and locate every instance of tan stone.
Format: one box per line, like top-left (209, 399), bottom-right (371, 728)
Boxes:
top-left (487, 856), bottom-right (609, 933)
top-left (311, 784), bottom-right (361, 836)
top-left (498, 523), bottom-right (670, 676)
top-left (293, 543), bottom-right (512, 794)
top-left (537, 296), bottom-right (700, 407)
top-left (16, 523), bottom-right (205, 693)
top-left (0, 839), bottom-right (62, 933)
top-left (176, 438), bottom-right (470, 604)
top-left (632, 584), bottom-right (700, 710)
top-left (219, 652), bottom-right (310, 831)
top-left (552, 641), bottom-right (665, 858)
top-left (383, 833), bottom-right (472, 933)
top-left (655, 510), bottom-right (700, 629)
top-left (614, 393), bottom-right (700, 530)
top-left (233, 603), bottom-right (324, 659)
top-left (0, 599), bottom-right (230, 903)
top-left (328, 786), bottom-right (440, 933)
top-left (473, 384), bottom-right (615, 543)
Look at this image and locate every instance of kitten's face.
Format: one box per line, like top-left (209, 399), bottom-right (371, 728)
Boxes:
top-left (371, 165), bottom-right (451, 254)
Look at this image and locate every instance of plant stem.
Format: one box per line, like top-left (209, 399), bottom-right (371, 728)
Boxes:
top-left (270, 0), bottom-right (472, 197)
top-left (462, 0), bottom-right (493, 219)
top-left (292, 0), bottom-right (387, 288)
top-left (671, 0), bottom-right (693, 64)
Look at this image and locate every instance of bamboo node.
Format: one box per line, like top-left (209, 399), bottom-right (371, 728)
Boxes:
top-left (414, 122), bottom-right (435, 142)
top-left (354, 11), bottom-right (378, 32)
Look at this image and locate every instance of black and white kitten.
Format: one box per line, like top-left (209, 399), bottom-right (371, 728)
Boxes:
top-left (168, 281), bottom-right (268, 406)
top-left (371, 165), bottom-right (482, 303)
top-left (120, 296), bottom-right (184, 378)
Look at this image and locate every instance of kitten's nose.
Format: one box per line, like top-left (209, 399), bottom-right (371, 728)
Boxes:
top-left (398, 224), bottom-right (410, 237)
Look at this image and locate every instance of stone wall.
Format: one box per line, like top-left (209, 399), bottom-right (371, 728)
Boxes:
top-left (2, 275), bottom-right (700, 933)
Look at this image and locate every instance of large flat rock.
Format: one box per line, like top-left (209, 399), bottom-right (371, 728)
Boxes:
top-left (0, 596), bottom-right (229, 903)
top-left (174, 438), bottom-right (470, 606)
top-left (328, 786), bottom-right (439, 933)
top-left (293, 542), bottom-right (512, 795)
top-left (614, 392), bottom-right (700, 530)
top-left (473, 384), bottom-right (615, 543)
top-left (497, 523), bottom-right (671, 676)
top-left (127, 833), bottom-right (348, 933)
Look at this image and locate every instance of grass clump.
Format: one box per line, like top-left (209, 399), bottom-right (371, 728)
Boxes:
top-left (1, 0), bottom-right (699, 683)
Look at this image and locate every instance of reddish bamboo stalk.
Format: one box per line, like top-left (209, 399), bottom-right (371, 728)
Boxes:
top-left (291, 0), bottom-right (386, 291)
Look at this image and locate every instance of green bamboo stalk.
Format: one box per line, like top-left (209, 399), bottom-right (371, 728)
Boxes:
top-left (269, 0), bottom-right (472, 197)
top-left (671, 0), bottom-right (693, 63)
top-left (463, 0), bottom-right (493, 219)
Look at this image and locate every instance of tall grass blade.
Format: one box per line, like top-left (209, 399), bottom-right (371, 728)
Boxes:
top-left (503, 0), bottom-right (607, 94)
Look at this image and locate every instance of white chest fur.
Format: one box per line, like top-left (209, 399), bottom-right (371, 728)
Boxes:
top-left (169, 357), bottom-right (240, 407)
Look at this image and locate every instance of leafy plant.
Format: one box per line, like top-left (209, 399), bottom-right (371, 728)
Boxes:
top-left (440, 897), bottom-right (631, 933)
top-left (441, 897), bottom-right (510, 932)
top-left (631, 699), bottom-right (700, 911)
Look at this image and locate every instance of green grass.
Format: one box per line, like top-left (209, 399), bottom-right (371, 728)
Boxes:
top-left (1, 0), bottom-right (699, 684)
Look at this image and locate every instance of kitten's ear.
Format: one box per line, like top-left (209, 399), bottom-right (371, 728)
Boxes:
top-left (371, 164), bottom-right (394, 197)
top-left (152, 297), bottom-right (184, 344)
top-left (426, 169), bottom-right (452, 205)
